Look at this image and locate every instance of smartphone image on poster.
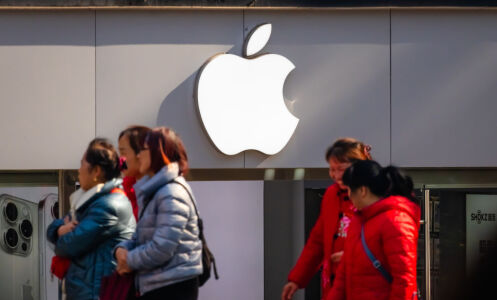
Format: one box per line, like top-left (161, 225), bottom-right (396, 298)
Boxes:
top-left (0, 194), bottom-right (39, 300)
top-left (39, 193), bottom-right (60, 300)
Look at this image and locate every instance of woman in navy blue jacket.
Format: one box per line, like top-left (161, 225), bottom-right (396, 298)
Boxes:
top-left (47, 138), bottom-right (136, 300)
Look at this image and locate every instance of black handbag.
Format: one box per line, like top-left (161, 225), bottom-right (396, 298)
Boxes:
top-left (173, 180), bottom-right (219, 286)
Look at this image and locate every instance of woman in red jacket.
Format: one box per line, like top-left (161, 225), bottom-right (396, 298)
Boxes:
top-left (118, 125), bottom-right (151, 220)
top-left (282, 138), bottom-right (372, 300)
top-left (327, 160), bottom-right (420, 300)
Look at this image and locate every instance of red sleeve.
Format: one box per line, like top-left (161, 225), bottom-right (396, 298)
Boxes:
top-left (288, 185), bottom-right (339, 288)
top-left (383, 212), bottom-right (419, 300)
top-left (122, 176), bottom-right (138, 221)
top-left (326, 247), bottom-right (346, 300)
top-left (327, 214), bottom-right (361, 300)
top-left (288, 210), bottom-right (324, 288)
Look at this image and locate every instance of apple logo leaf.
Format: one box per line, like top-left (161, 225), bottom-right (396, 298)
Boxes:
top-left (243, 23), bottom-right (272, 58)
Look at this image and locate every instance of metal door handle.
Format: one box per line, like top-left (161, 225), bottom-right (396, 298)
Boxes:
top-left (424, 189), bottom-right (431, 300)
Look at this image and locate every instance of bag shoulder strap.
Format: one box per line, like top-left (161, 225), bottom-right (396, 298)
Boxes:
top-left (138, 191), bottom-right (154, 220)
top-left (171, 179), bottom-right (200, 220)
top-left (171, 179), bottom-right (220, 280)
top-left (360, 224), bottom-right (393, 283)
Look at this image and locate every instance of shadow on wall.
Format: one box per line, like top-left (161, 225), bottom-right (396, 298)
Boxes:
top-left (155, 45), bottom-right (251, 168)
top-left (155, 10), bottom-right (393, 169)
top-left (154, 40), bottom-right (304, 168)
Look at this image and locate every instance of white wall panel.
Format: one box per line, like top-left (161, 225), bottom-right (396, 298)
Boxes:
top-left (392, 11), bottom-right (497, 167)
top-left (244, 11), bottom-right (391, 168)
top-left (2, 10), bottom-right (497, 169)
top-left (0, 12), bottom-right (95, 169)
top-left (96, 11), bottom-right (245, 168)
top-left (189, 181), bottom-right (264, 300)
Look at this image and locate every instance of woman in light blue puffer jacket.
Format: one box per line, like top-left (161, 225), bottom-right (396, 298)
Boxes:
top-left (115, 127), bottom-right (202, 300)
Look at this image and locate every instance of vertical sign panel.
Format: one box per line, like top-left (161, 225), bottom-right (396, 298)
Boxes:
top-left (466, 194), bottom-right (497, 273)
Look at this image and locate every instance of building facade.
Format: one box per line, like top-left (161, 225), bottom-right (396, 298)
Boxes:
top-left (1, 4), bottom-right (497, 300)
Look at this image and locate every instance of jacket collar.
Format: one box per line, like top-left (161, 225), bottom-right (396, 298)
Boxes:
top-left (134, 163), bottom-right (180, 200)
top-left (75, 178), bottom-right (123, 213)
top-left (358, 195), bottom-right (421, 225)
top-left (70, 183), bottom-right (104, 219)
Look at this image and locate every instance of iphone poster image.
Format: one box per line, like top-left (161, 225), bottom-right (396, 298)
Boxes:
top-left (0, 186), bottom-right (58, 300)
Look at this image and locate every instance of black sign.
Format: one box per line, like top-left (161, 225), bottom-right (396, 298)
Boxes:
top-left (0, 0), bottom-right (496, 7)
top-left (471, 210), bottom-right (497, 224)
top-left (480, 239), bottom-right (497, 254)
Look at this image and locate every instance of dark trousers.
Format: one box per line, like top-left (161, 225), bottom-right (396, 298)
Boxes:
top-left (138, 278), bottom-right (199, 300)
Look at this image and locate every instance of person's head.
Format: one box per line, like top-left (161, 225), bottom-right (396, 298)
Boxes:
top-left (325, 138), bottom-right (372, 189)
top-left (79, 138), bottom-right (121, 191)
top-left (342, 160), bottom-right (416, 210)
top-left (118, 125), bottom-right (151, 178)
top-left (137, 127), bottom-right (188, 177)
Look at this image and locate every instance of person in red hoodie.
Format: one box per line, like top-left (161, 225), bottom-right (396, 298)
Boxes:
top-left (327, 160), bottom-right (420, 300)
top-left (118, 125), bottom-right (151, 220)
top-left (282, 138), bottom-right (372, 300)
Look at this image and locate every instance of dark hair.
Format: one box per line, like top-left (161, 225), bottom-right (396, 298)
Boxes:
top-left (325, 137), bottom-right (372, 163)
top-left (118, 125), bottom-right (151, 154)
top-left (85, 138), bottom-right (121, 181)
top-left (342, 160), bottom-right (417, 203)
top-left (145, 127), bottom-right (189, 175)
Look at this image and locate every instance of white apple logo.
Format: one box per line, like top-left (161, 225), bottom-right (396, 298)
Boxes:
top-left (195, 23), bottom-right (299, 156)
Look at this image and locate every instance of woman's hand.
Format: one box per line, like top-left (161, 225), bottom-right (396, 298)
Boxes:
top-left (116, 248), bottom-right (132, 275)
top-left (57, 220), bottom-right (78, 237)
top-left (281, 281), bottom-right (299, 300)
top-left (330, 251), bottom-right (344, 264)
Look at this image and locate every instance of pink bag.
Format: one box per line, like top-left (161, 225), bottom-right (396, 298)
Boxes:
top-left (99, 272), bottom-right (136, 300)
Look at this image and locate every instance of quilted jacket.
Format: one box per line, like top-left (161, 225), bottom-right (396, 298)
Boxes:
top-left (116, 163), bottom-right (203, 295)
top-left (47, 178), bottom-right (136, 300)
top-left (327, 195), bottom-right (421, 300)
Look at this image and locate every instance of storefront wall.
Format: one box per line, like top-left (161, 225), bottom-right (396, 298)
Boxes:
top-left (1, 9), bottom-right (496, 170)
top-left (0, 12), bottom-right (95, 169)
top-left (1, 8), bottom-right (497, 300)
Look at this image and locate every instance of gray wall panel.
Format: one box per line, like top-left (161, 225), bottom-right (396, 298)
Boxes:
top-left (391, 11), bottom-right (497, 167)
top-left (0, 12), bottom-right (95, 169)
top-left (96, 11), bottom-right (245, 168)
top-left (264, 180), bottom-right (305, 300)
top-left (244, 11), bottom-right (391, 168)
top-left (3, 10), bottom-right (497, 169)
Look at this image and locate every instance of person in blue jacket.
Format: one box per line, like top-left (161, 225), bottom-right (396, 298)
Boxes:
top-left (47, 138), bottom-right (136, 300)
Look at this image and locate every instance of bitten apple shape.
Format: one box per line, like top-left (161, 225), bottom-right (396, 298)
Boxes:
top-left (195, 23), bottom-right (299, 156)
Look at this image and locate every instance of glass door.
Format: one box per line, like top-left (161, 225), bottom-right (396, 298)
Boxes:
top-left (414, 188), bottom-right (428, 300)
top-left (421, 185), bottom-right (497, 300)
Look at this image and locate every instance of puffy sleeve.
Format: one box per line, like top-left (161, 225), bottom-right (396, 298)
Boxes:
top-left (383, 212), bottom-right (419, 300)
top-left (126, 192), bottom-right (191, 271)
top-left (54, 197), bottom-right (121, 259)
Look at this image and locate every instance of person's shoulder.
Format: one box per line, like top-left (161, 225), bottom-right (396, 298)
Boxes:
top-left (155, 179), bottom-right (187, 200)
top-left (325, 182), bottom-right (340, 194)
top-left (322, 183), bottom-right (341, 201)
top-left (94, 191), bottom-right (128, 212)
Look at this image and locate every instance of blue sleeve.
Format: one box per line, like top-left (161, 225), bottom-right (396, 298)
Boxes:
top-left (114, 231), bottom-right (137, 257)
top-left (46, 218), bottom-right (65, 244)
top-left (54, 201), bottom-right (119, 259)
